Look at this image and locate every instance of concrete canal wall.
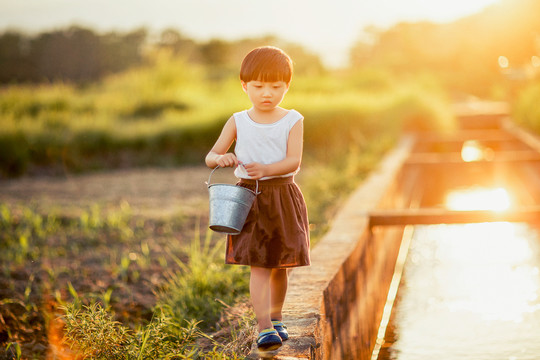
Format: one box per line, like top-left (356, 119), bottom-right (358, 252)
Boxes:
top-left (266, 136), bottom-right (416, 359)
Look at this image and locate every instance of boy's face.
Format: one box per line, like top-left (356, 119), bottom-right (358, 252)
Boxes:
top-left (242, 80), bottom-right (289, 112)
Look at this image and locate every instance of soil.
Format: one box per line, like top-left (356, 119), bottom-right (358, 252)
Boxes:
top-left (0, 166), bottom-right (237, 219)
top-left (0, 166), bottom-right (238, 359)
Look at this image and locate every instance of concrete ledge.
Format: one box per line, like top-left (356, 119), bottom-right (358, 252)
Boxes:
top-left (263, 136), bottom-right (415, 359)
top-left (369, 206), bottom-right (540, 226)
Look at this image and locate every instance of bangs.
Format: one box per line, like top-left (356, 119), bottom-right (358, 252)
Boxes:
top-left (244, 66), bottom-right (290, 83)
top-left (240, 46), bottom-right (293, 83)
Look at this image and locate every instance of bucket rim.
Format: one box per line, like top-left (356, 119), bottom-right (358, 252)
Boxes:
top-left (206, 166), bottom-right (259, 195)
top-left (208, 182), bottom-right (257, 196)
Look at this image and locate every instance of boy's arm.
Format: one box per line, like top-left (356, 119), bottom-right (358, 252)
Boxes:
top-left (243, 120), bottom-right (303, 179)
top-left (205, 116), bottom-right (238, 168)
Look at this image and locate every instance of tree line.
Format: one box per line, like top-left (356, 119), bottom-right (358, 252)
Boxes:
top-left (0, 26), bottom-right (324, 85)
top-left (0, 27), bottom-right (148, 83)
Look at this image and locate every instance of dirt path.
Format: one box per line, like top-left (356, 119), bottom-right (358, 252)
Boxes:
top-left (0, 166), bottom-right (237, 218)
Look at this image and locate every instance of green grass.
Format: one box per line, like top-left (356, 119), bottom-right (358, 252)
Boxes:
top-left (155, 225), bottom-right (250, 333)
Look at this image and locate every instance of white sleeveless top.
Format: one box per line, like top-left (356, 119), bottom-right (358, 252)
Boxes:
top-left (233, 109), bottom-right (303, 180)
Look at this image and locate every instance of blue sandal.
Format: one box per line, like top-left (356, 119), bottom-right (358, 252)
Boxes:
top-left (257, 328), bottom-right (282, 351)
top-left (272, 320), bottom-right (289, 340)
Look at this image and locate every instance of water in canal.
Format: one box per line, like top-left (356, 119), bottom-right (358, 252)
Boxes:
top-left (374, 188), bottom-right (540, 360)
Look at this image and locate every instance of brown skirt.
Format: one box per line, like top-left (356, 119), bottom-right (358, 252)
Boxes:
top-left (225, 176), bottom-right (310, 268)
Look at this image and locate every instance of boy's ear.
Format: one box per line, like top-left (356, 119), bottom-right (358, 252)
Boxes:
top-left (241, 81), bottom-right (248, 92)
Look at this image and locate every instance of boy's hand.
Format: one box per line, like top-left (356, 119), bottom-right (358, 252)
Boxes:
top-left (243, 162), bottom-right (267, 180)
top-left (216, 153), bottom-right (238, 168)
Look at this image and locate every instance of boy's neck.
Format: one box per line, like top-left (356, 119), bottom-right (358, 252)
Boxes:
top-left (248, 107), bottom-right (289, 124)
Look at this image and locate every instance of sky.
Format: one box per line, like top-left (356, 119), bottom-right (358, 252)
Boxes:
top-left (0, 0), bottom-right (500, 68)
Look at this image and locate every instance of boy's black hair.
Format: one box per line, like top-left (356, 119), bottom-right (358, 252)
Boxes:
top-left (240, 46), bottom-right (293, 84)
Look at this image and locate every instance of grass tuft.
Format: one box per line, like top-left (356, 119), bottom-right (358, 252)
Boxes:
top-left (156, 226), bottom-right (249, 332)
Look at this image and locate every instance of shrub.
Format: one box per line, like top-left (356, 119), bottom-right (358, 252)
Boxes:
top-left (0, 131), bottom-right (30, 177)
top-left (513, 82), bottom-right (540, 134)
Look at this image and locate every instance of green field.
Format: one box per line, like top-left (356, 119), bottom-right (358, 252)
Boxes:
top-left (0, 53), bottom-right (453, 176)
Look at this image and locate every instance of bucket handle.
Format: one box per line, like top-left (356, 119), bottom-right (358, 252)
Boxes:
top-left (206, 166), bottom-right (259, 195)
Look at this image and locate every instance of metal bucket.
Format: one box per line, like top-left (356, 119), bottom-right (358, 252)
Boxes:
top-left (206, 166), bottom-right (258, 235)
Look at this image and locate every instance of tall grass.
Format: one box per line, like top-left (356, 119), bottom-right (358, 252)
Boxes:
top-left (155, 226), bottom-right (250, 332)
top-left (0, 55), bottom-right (453, 177)
top-left (62, 302), bottom-right (203, 359)
top-left (0, 53), bottom-right (248, 176)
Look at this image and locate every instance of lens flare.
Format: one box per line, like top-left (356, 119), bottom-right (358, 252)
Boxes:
top-left (461, 140), bottom-right (484, 162)
top-left (498, 55), bottom-right (510, 68)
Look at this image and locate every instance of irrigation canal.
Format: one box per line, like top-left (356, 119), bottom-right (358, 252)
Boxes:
top-left (370, 103), bottom-right (540, 360)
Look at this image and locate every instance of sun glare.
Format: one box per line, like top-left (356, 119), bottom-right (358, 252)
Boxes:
top-left (461, 140), bottom-right (484, 162)
top-left (415, 0), bottom-right (500, 23)
top-left (461, 140), bottom-right (494, 162)
top-left (423, 222), bottom-right (540, 323)
top-left (446, 187), bottom-right (512, 211)
top-left (385, 221), bottom-right (540, 358)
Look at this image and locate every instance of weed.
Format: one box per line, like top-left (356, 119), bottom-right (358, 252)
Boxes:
top-left (4, 342), bottom-right (22, 360)
top-left (60, 290), bottom-right (247, 358)
top-left (0, 204), bottom-right (58, 264)
top-left (156, 226), bottom-right (249, 333)
top-left (66, 282), bottom-right (81, 308)
top-left (201, 298), bottom-right (257, 357)
top-left (62, 302), bottom-right (133, 359)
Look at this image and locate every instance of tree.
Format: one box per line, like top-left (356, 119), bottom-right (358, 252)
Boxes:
top-left (0, 31), bottom-right (34, 83)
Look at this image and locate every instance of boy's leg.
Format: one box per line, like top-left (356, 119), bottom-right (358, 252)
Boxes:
top-left (270, 268), bottom-right (289, 320)
top-left (250, 266), bottom-right (273, 332)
